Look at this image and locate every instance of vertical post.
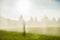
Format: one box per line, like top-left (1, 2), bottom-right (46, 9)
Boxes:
top-left (23, 20), bottom-right (26, 37)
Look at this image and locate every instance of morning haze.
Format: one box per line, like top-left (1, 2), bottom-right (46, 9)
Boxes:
top-left (0, 0), bottom-right (60, 40)
top-left (0, 0), bottom-right (60, 21)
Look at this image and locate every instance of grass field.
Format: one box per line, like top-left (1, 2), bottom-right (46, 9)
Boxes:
top-left (0, 30), bottom-right (60, 40)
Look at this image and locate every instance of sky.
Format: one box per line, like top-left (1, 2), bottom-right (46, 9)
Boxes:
top-left (0, 0), bottom-right (60, 21)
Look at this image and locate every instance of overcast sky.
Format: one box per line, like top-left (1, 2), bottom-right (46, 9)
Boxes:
top-left (0, 0), bottom-right (60, 21)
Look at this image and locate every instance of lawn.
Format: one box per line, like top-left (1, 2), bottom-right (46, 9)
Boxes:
top-left (0, 30), bottom-right (60, 40)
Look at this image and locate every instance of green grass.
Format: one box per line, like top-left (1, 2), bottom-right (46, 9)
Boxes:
top-left (0, 30), bottom-right (60, 40)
